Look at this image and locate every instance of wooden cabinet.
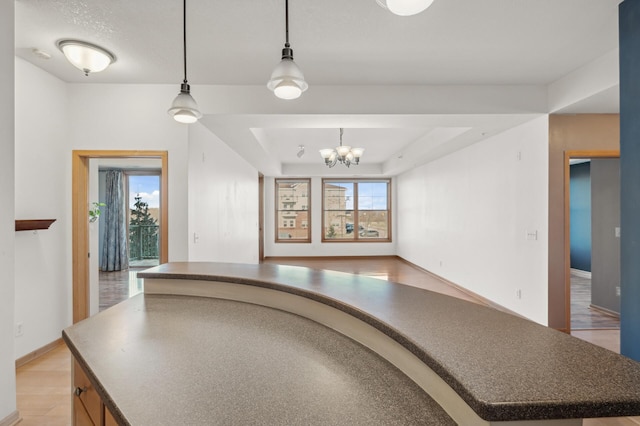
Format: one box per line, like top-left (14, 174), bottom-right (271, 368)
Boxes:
top-left (104, 407), bottom-right (118, 426)
top-left (73, 360), bottom-right (119, 425)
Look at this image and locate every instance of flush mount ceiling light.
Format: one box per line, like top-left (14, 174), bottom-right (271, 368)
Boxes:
top-left (167, 0), bottom-right (202, 124)
top-left (56, 39), bottom-right (116, 76)
top-left (376, 0), bottom-right (435, 16)
top-left (267, 0), bottom-right (308, 100)
top-left (319, 128), bottom-right (364, 168)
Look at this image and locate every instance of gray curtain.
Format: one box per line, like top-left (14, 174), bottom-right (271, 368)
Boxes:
top-left (100, 170), bottom-right (129, 271)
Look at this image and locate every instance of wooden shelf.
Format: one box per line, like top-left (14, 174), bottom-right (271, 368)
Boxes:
top-left (15, 219), bottom-right (56, 231)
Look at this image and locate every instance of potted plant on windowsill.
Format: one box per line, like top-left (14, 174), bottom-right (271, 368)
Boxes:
top-left (89, 202), bottom-right (106, 223)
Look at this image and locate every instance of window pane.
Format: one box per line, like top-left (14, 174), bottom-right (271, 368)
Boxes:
top-left (277, 211), bottom-right (309, 240)
top-left (277, 182), bottom-right (309, 211)
top-left (358, 211), bottom-right (388, 239)
top-left (324, 211), bottom-right (355, 240)
top-left (358, 181), bottom-right (387, 211)
top-left (276, 179), bottom-right (310, 243)
top-left (324, 182), bottom-right (353, 210)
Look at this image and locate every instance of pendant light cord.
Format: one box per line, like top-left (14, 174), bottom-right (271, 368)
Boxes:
top-left (285, 0), bottom-right (290, 48)
top-left (183, 0), bottom-right (188, 84)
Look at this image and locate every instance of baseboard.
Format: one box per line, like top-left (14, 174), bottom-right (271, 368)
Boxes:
top-left (0, 410), bottom-right (21, 426)
top-left (394, 256), bottom-right (526, 320)
top-left (570, 268), bottom-right (592, 279)
top-left (15, 337), bottom-right (64, 369)
top-left (263, 255), bottom-right (397, 261)
top-left (590, 304), bottom-right (620, 319)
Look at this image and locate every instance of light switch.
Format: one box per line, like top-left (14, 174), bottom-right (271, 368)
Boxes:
top-left (615, 227), bottom-right (621, 238)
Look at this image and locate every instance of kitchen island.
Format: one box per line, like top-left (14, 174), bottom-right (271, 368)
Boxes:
top-left (63, 262), bottom-right (640, 425)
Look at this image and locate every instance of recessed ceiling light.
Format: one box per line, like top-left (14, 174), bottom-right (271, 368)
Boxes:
top-left (56, 39), bottom-right (116, 76)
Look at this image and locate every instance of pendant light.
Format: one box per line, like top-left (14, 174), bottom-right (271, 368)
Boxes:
top-left (267, 0), bottom-right (308, 100)
top-left (376, 0), bottom-right (435, 16)
top-left (168, 0), bottom-right (202, 124)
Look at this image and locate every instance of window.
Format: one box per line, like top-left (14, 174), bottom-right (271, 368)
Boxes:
top-left (322, 179), bottom-right (391, 242)
top-left (275, 179), bottom-right (311, 243)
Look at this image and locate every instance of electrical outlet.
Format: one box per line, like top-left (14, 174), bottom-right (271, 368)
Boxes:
top-left (526, 230), bottom-right (538, 241)
top-left (15, 322), bottom-right (23, 337)
top-left (516, 289), bottom-right (522, 300)
top-left (616, 286), bottom-right (621, 296)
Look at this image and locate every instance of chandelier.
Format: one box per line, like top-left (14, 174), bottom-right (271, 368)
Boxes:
top-left (319, 128), bottom-right (364, 168)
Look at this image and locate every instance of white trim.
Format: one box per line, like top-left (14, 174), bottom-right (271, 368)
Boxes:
top-left (571, 268), bottom-right (592, 279)
top-left (0, 411), bottom-right (21, 426)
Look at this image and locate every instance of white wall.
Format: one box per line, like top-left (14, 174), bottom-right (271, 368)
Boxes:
top-left (397, 116), bottom-right (549, 324)
top-left (14, 67), bottom-right (193, 357)
top-left (0, 0), bottom-right (16, 422)
top-left (187, 123), bottom-right (259, 263)
top-left (67, 84), bottom-right (190, 262)
top-left (14, 58), bottom-right (70, 359)
top-left (264, 177), bottom-right (397, 257)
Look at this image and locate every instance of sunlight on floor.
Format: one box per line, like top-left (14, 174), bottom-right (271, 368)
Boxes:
top-left (128, 270), bottom-right (144, 297)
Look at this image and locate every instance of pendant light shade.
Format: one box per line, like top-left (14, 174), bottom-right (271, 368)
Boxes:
top-left (57, 40), bottom-right (115, 76)
top-left (268, 0), bottom-right (308, 100)
top-left (168, 0), bottom-right (202, 124)
top-left (168, 83), bottom-right (203, 124)
top-left (376, 0), bottom-right (435, 16)
top-left (268, 56), bottom-right (308, 100)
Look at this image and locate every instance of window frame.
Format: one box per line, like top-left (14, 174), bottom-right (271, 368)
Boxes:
top-left (275, 178), bottom-right (312, 243)
top-left (321, 178), bottom-right (392, 243)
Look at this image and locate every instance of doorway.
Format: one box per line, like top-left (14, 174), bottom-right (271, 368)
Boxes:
top-left (127, 172), bottom-right (162, 268)
top-left (95, 165), bottom-right (162, 312)
top-left (72, 150), bottom-right (168, 323)
top-left (259, 173), bottom-right (264, 262)
top-left (565, 150), bottom-right (620, 333)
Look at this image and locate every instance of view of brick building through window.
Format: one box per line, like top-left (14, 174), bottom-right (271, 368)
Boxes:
top-left (323, 180), bottom-right (390, 241)
top-left (276, 179), bottom-right (310, 242)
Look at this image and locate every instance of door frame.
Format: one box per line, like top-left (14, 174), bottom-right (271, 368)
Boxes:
top-left (259, 173), bottom-right (265, 262)
top-left (563, 149), bottom-right (619, 332)
top-left (72, 150), bottom-right (169, 323)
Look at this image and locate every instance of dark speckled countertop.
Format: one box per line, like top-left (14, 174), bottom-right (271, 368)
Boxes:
top-left (64, 295), bottom-right (455, 425)
top-left (136, 262), bottom-right (640, 421)
top-left (65, 262), bottom-right (640, 424)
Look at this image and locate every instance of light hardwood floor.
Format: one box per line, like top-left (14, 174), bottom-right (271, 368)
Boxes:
top-left (16, 257), bottom-right (640, 425)
top-left (16, 343), bottom-right (71, 426)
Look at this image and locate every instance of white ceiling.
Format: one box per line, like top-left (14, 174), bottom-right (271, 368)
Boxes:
top-left (14, 0), bottom-right (622, 175)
